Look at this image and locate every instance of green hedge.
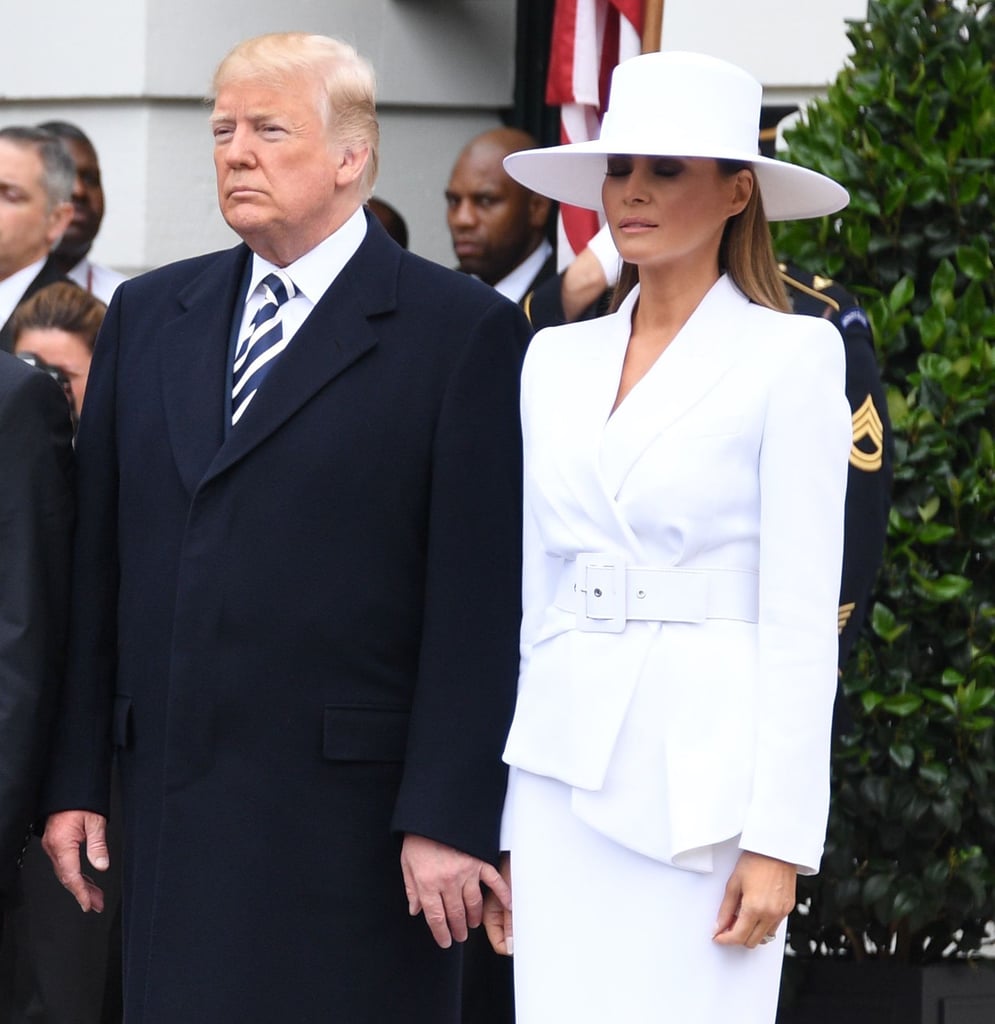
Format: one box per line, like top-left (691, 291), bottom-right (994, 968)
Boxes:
top-left (772, 0), bottom-right (995, 961)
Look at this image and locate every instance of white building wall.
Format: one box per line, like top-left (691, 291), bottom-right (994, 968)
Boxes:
top-left (659, 0), bottom-right (869, 107)
top-left (1, 1), bottom-right (865, 274)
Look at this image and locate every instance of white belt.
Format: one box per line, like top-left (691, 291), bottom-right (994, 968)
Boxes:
top-left (554, 554), bottom-right (759, 633)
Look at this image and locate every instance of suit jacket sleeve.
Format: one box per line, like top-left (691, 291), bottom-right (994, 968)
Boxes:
top-left (0, 364), bottom-right (74, 902)
top-left (740, 322), bottom-right (851, 872)
top-left (40, 292), bottom-right (123, 820)
top-left (526, 272), bottom-right (612, 331)
top-left (836, 304), bottom-right (893, 667)
top-left (391, 295), bottom-right (530, 864)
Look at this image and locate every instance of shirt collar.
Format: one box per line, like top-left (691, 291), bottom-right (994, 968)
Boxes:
top-left (492, 238), bottom-right (553, 304)
top-left (0, 256), bottom-right (48, 327)
top-left (245, 205), bottom-right (368, 304)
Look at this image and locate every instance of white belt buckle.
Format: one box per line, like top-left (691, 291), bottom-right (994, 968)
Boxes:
top-left (575, 554), bottom-right (626, 633)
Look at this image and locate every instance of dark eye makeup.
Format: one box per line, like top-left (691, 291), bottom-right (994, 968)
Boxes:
top-left (604, 155), bottom-right (685, 178)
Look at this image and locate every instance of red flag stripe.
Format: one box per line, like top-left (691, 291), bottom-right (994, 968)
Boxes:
top-left (548, 0), bottom-right (577, 103)
top-left (546, 0), bottom-right (580, 105)
top-left (612, 0), bottom-right (643, 31)
top-left (548, 0), bottom-right (645, 264)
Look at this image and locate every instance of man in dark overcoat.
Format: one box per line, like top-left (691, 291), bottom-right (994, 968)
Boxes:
top-left (0, 349), bottom-right (74, 940)
top-left (41, 31), bottom-right (528, 1024)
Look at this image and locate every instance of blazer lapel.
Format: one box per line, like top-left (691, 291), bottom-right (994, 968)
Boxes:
top-left (159, 246), bottom-right (249, 496)
top-left (600, 276), bottom-right (750, 497)
top-left (527, 296), bottom-right (650, 560)
top-left (0, 255), bottom-right (69, 353)
top-left (200, 223), bottom-right (398, 487)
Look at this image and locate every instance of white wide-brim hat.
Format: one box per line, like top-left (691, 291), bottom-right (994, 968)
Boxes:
top-left (504, 51), bottom-right (848, 222)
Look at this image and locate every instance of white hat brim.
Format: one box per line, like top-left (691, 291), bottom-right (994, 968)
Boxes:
top-left (503, 144), bottom-right (848, 222)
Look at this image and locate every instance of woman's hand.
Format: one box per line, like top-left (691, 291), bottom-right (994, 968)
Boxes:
top-left (482, 853), bottom-right (513, 956)
top-left (712, 850), bottom-right (796, 949)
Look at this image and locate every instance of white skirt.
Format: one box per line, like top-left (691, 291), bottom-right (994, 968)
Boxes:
top-left (505, 768), bottom-right (787, 1024)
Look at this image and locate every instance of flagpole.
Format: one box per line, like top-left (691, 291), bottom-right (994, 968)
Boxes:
top-left (641, 0), bottom-right (665, 53)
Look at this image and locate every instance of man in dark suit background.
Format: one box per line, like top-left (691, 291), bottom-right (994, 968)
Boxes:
top-left (41, 31), bottom-right (528, 1024)
top-left (36, 120), bottom-right (127, 305)
top-left (0, 127), bottom-right (75, 352)
top-left (0, 350), bottom-right (74, 944)
top-left (446, 127), bottom-right (555, 310)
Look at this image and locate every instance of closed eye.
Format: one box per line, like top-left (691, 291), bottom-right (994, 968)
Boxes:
top-left (605, 156), bottom-right (686, 178)
top-left (651, 159), bottom-right (684, 177)
top-left (605, 156), bottom-right (632, 177)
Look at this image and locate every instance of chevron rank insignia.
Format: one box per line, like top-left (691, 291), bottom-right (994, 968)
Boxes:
top-left (839, 602), bottom-right (856, 634)
top-left (851, 394), bottom-right (884, 471)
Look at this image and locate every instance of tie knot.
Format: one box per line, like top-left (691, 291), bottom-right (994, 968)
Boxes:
top-left (259, 270), bottom-right (296, 308)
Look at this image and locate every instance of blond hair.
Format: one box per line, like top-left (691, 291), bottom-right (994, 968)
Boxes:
top-left (718, 164), bottom-right (789, 311)
top-left (212, 33), bottom-right (380, 197)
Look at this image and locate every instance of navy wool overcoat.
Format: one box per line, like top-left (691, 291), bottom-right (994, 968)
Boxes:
top-left (44, 216), bottom-right (528, 1023)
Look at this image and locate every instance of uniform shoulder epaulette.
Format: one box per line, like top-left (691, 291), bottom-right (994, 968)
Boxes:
top-left (839, 305), bottom-right (870, 334)
top-left (779, 262), bottom-right (870, 334)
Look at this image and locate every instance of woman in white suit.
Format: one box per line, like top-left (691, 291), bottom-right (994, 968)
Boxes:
top-left (484, 52), bottom-right (853, 1023)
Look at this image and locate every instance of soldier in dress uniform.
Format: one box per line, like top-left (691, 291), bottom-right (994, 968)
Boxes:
top-left (778, 262), bottom-right (893, 727)
top-left (761, 108), bottom-right (893, 696)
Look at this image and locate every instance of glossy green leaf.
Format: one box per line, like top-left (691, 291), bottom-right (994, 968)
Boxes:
top-left (889, 743), bottom-right (916, 769)
top-left (774, 0), bottom-right (995, 962)
top-left (882, 693), bottom-right (924, 716)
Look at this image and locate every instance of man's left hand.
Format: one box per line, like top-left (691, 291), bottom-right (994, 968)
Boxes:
top-left (400, 833), bottom-right (511, 949)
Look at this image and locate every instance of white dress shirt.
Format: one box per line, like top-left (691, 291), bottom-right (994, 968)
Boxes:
top-left (492, 238), bottom-right (553, 304)
top-left (238, 206), bottom-right (368, 347)
top-left (0, 257), bottom-right (47, 328)
top-left (67, 257), bottom-right (128, 305)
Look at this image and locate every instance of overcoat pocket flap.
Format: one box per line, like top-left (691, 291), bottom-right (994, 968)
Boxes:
top-left (322, 705), bottom-right (409, 762)
top-left (113, 694), bottom-right (133, 749)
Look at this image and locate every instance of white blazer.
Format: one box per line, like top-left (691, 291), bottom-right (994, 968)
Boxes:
top-left (503, 275), bottom-right (851, 875)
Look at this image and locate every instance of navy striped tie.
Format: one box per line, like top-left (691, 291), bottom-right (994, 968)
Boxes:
top-left (231, 270), bottom-right (297, 425)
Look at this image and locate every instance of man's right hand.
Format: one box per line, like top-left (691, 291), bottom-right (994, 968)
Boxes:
top-left (42, 810), bottom-right (109, 913)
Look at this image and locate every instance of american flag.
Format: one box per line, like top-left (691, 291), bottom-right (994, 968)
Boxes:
top-left (546, 0), bottom-right (646, 268)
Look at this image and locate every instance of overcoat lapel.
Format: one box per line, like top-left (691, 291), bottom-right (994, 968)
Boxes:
top-left (159, 245), bottom-right (249, 496)
top-left (161, 225), bottom-right (400, 494)
top-left (203, 228), bottom-right (398, 484)
top-left (600, 275), bottom-right (750, 498)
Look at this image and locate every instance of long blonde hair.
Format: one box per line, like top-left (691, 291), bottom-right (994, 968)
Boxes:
top-left (611, 161), bottom-right (789, 313)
